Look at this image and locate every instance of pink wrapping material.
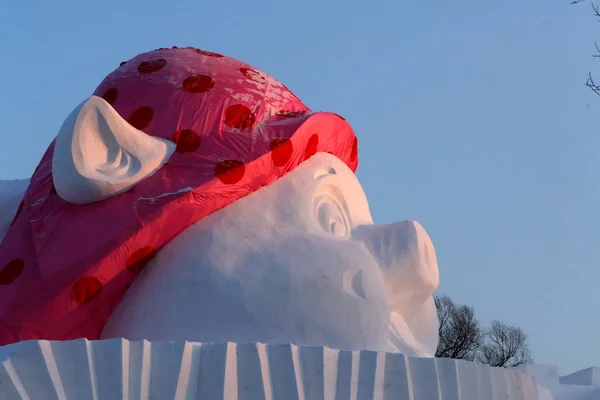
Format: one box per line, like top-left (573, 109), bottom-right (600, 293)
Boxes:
top-left (0, 47), bottom-right (358, 344)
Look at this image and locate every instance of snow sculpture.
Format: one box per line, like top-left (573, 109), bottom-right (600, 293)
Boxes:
top-left (101, 152), bottom-right (439, 356)
top-left (0, 47), bottom-right (439, 358)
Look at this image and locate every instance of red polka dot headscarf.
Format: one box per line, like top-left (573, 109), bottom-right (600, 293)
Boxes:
top-left (0, 46), bottom-right (358, 344)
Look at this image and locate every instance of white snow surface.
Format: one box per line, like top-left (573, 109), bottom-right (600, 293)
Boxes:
top-left (514, 364), bottom-right (600, 400)
top-left (559, 367), bottom-right (600, 386)
top-left (52, 96), bottom-right (175, 204)
top-left (0, 339), bottom-right (555, 399)
top-left (101, 153), bottom-right (440, 357)
top-left (0, 338), bottom-right (595, 399)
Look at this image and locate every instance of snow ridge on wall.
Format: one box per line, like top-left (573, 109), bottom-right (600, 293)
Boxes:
top-left (0, 339), bottom-right (551, 400)
top-left (559, 367), bottom-right (600, 386)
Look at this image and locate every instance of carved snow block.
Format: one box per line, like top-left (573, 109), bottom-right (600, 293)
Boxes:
top-left (0, 339), bottom-right (551, 399)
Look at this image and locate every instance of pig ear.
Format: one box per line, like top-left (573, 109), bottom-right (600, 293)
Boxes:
top-left (52, 96), bottom-right (176, 204)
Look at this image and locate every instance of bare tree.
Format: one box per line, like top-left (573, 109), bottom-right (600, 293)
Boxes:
top-left (434, 296), bottom-right (485, 361)
top-left (434, 296), bottom-right (534, 367)
top-left (571, 0), bottom-right (600, 95)
top-left (478, 320), bottom-right (534, 368)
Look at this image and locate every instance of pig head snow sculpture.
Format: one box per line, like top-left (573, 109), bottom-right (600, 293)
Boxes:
top-left (0, 47), bottom-right (439, 357)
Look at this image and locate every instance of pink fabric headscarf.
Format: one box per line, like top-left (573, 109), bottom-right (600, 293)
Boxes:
top-left (0, 46), bottom-right (358, 344)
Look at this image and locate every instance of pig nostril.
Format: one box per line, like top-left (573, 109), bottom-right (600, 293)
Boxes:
top-left (342, 269), bottom-right (366, 299)
top-left (425, 244), bottom-right (437, 271)
top-left (424, 246), bottom-right (432, 269)
top-left (313, 167), bottom-right (337, 180)
top-left (422, 243), bottom-right (439, 288)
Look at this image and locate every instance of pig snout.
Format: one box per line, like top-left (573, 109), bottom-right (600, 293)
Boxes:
top-left (351, 220), bottom-right (439, 320)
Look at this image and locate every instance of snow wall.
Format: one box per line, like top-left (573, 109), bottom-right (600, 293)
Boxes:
top-left (2, 339), bottom-right (596, 400)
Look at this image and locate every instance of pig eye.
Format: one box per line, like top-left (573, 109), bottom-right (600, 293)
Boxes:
top-left (314, 190), bottom-right (350, 238)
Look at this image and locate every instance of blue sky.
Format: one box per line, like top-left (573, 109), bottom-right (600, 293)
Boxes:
top-left (0, 0), bottom-right (597, 374)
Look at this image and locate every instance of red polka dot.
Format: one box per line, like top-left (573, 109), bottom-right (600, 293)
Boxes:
top-left (276, 110), bottom-right (307, 118)
top-left (126, 246), bottom-right (157, 274)
top-left (224, 104), bottom-right (256, 129)
top-left (10, 201), bottom-right (23, 226)
top-left (215, 160), bottom-right (245, 184)
top-left (305, 134), bottom-right (319, 160)
top-left (127, 107), bottom-right (153, 130)
top-left (350, 136), bottom-right (358, 162)
top-left (172, 129), bottom-right (201, 153)
top-left (195, 49), bottom-right (224, 57)
top-left (119, 61), bottom-right (127, 67)
top-left (137, 58), bottom-right (167, 74)
top-left (270, 138), bottom-right (294, 167)
top-left (183, 75), bottom-right (214, 93)
top-left (72, 277), bottom-right (103, 304)
top-left (101, 88), bottom-right (118, 106)
top-left (240, 68), bottom-right (266, 84)
top-left (0, 259), bottom-right (24, 285)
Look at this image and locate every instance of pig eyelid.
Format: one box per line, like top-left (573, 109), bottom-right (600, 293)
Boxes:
top-left (312, 184), bottom-right (352, 238)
